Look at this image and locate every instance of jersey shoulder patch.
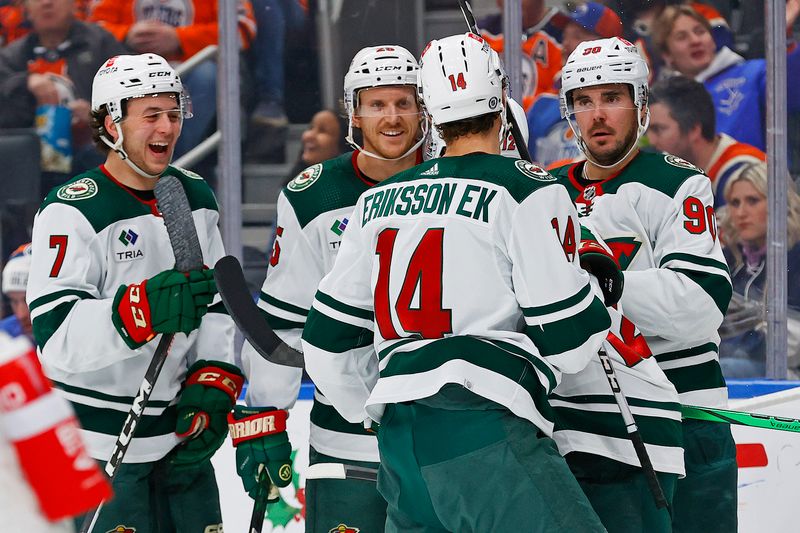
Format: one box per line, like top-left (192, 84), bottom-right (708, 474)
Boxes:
top-left (663, 154), bottom-right (703, 173)
top-left (514, 159), bottom-right (556, 181)
top-left (56, 177), bottom-right (98, 201)
top-left (287, 163), bottom-right (323, 192)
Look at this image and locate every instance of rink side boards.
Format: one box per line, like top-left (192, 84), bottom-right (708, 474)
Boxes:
top-left (212, 381), bottom-right (800, 533)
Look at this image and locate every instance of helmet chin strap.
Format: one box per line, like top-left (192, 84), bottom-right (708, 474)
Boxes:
top-left (101, 124), bottom-right (168, 180)
top-left (568, 108), bottom-right (650, 170)
top-left (345, 115), bottom-right (429, 162)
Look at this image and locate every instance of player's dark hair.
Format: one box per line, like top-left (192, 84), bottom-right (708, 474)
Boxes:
top-left (90, 100), bottom-right (128, 153)
top-left (436, 111), bottom-right (500, 144)
top-left (649, 76), bottom-right (715, 141)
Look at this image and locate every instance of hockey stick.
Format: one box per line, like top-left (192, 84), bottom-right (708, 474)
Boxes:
top-left (249, 468), bottom-right (281, 533)
top-left (682, 405), bottom-right (800, 433)
top-left (456, 0), bottom-right (532, 162)
top-left (598, 339), bottom-right (669, 510)
top-left (79, 176), bottom-right (204, 533)
top-left (305, 463), bottom-right (379, 482)
top-left (214, 255), bottom-right (304, 368)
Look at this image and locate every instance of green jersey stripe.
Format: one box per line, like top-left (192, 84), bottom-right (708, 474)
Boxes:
top-left (378, 338), bottom-right (418, 361)
top-left (662, 358), bottom-right (726, 395)
top-left (526, 297), bottom-right (610, 357)
top-left (32, 301), bottom-right (78, 349)
top-left (29, 289), bottom-right (95, 312)
top-left (668, 267), bottom-right (732, 315)
top-left (315, 290), bottom-right (374, 321)
top-left (550, 393), bottom-right (681, 414)
top-left (484, 338), bottom-right (557, 392)
top-left (655, 342), bottom-right (718, 363)
top-left (303, 307), bottom-right (373, 353)
top-left (380, 336), bottom-right (553, 418)
top-left (310, 400), bottom-right (375, 436)
top-left (53, 380), bottom-right (173, 408)
top-left (522, 284), bottom-right (590, 318)
top-left (260, 292), bottom-right (309, 317)
top-left (265, 311), bottom-right (305, 331)
top-left (554, 406), bottom-right (683, 448)
top-left (72, 402), bottom-right (177, 438)
top-left (660, 252), bottom-right (730, 272)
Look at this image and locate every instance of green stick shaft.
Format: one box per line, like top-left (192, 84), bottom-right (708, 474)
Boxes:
top-left (682, 405), bottom-right (800, 433)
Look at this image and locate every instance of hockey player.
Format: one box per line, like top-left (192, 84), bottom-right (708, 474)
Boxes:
top-left (1, 243), bottom-right (33, 340)
top-left (552, 38), bottom-right (735, 533)
top-left (25, 53), bottom-right (278, 532)
top-left (239, 45), bottom-right (426, 533)
top-left (301, 32), bottom-right (611, 532)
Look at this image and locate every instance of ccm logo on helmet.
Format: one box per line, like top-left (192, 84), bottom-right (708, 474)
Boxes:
top-left (374, 65), bottom-right (402, 72)
top-left (149, 71), bottom-right (172, 77)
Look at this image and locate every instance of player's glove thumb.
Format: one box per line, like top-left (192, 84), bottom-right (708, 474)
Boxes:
top-left (578, 238), bottom-right (623, 306)
top-left (229, 405), bottom-right (293, 501)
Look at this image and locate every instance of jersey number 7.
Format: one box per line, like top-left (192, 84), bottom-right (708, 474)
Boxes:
top-left (374, 228), bottom-right (453, 340)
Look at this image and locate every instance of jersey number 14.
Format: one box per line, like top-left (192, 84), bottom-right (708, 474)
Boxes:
top-left (374, 228), bottom-right (453, 340)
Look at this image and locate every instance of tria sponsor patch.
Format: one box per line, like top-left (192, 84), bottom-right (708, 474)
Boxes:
top-left (57, 178), bottom-right (98, 201)
top-left (288, 163), bottom-right (323, 192)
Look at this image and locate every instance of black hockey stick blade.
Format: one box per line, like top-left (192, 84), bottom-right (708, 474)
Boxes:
top-left (214, 255), bottom-right (304, 368)
top-left (457, 0), bottom-right (479, 33)
top-left (80, 177), bottom-right (202, 533)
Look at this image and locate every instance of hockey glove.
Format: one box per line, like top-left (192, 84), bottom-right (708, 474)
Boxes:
top-left (112, 268), bottom-right (217, 349)
top-left (172, 360), bottom-right (245, 468)
top-left (229, 405), bottom-right (293, 501)
top-left (578, 237), bottom-right (623, 306)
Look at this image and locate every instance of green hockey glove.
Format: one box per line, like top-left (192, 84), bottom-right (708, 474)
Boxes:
top-left (112, 268), bottom-right (217, 349)
top-left (229, 405), bottom-right (293, 501)
top-left (172, 360), bottom-right (245, 468)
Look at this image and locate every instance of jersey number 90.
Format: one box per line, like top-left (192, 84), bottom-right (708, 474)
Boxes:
top-left (374, 228), bottom-right (453, 340)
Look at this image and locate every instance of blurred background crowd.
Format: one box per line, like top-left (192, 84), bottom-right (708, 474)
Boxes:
top-left (0, 0), bottom-right (798, 380)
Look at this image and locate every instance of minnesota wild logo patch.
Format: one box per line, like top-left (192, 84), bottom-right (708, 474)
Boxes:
top-left (515, 160), bottom-right (554, 181)
top-left (288, 163), bottom-right (323, 192)
top-left (328, 525), bottom-right (359, 533)
top-left (664, 154), bottom-right (702, 173)
top-left (57, 178), bottom-right (98, 201)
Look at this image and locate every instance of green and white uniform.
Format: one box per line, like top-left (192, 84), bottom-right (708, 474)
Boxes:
top-left (302, 154), bottom-right (611, 532)
top-left (27, 166), bottom-right (234, 532)
top-left (241, 151), bottom-right (388, 533)
top-left (551, 152), bottom-right (736, 533)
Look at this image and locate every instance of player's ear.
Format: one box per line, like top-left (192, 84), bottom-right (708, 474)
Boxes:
top-left (104, 115), bottom-right (119, 141)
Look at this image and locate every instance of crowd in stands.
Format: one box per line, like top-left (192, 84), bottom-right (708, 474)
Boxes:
top-left (1, 0), bottom-right (799, 378)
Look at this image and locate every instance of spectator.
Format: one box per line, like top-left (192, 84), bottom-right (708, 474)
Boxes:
top-left (526, 1), bottom-right (622, 168)
top-left (651, 3), bottom-right (800, 151)
top-left (0, 243), bottom-right (32, 341)
top-left (479, 0), bottom-right (565, 110)
top-left (284, 107), bottom-right (347, 183)
top-left (89, 0), bottom-right (257, 160)
top-left (0, 0), bottom-right (127, 189)
top-left (610, 0), bottom-right (733, 82)
top-left (717, 164), bottom-right (800, 377)
top-left (648, 75), bottom-right (766, 208)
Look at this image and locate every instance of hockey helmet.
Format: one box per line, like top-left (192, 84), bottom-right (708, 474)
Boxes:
top-left (418, 33), bottom-right (507, 126)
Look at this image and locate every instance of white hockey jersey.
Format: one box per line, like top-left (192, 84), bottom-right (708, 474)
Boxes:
top-left (27, 166), bottom-right (235, 463)
top-left (301, 153), bottom-right (611, 435)
top-left (551, 152), bottom-right (732, 408)
top-left (241, 151), bottom-right (384, 462)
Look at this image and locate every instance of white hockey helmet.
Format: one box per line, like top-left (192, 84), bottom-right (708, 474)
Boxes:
top-left (424, 95), bottom-right (527, 159)
top-left (92, 54), bottom-right (191, 178)
top-left (2, 243), bottom-right (31, 295)
top-left (418, 33), bottom-right (506, 125)
top-left (343, 45), bottom-right (425, 161)
top-left (559, 37), bottom-right (650, 166)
